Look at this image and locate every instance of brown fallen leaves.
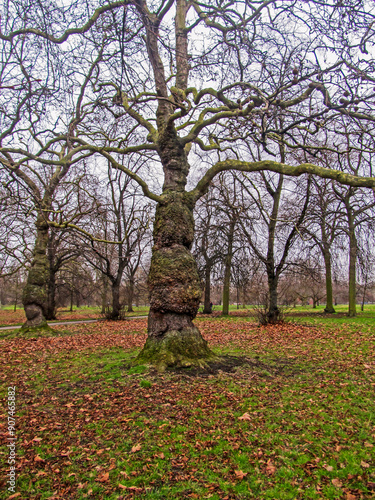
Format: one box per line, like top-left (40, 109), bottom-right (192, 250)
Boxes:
top-left (234, 470), bottom-right (247, 479)
top-left (238, 412), bottom-right (251, 421)
top-left (265, 459), bottom-right (276, 476)
top-left (1, 317), bottom-right (373, 500)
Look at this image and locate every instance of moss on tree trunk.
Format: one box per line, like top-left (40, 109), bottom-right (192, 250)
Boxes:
top-left (136, 190), bottom-right (215, 370)
top-left (22, 218), bottom-right (50, 330)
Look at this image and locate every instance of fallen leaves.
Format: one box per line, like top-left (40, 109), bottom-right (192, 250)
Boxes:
top-left (238, 412), bottom-right (251, 421)
top-left (265, 460), bottom-right (276, 476)
top-left (118, 484), bottom-right (143, 493)
top-left (1, 315), bottom-right (374, 500)
top-left (331, 478), bottom-right (342, 488)
top-left (234, 470), bottom-right (247, 479)
top-left (97, 472), bottom-right (109, 483)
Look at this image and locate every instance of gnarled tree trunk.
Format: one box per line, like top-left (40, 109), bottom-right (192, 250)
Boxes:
top-left (22, 216), bottom-right (50, 329)
top-left (110, 279), bottom-right (121, 320)
top-left (136, 131), bottom-right (214, 369)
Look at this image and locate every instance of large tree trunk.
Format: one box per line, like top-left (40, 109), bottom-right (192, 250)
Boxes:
top-left (136, 131), bottom-right (214, 369)
top-left (203, 264), bottom-right (212, 314)
top-left (137, 192), bottom-right (214, 369)
top-left (22, 217), bottom-right (50, 329)
top-left (222, 219), bottom-right (235, 316)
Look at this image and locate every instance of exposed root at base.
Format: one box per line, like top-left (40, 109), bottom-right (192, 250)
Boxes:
top-left (18, 323), bottom-right (54, 337)
top-left (134, 326), bottom-right (217, 372)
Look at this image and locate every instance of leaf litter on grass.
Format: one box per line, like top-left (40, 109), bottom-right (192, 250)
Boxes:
top-left (0, 318), bottom-right (374, 499)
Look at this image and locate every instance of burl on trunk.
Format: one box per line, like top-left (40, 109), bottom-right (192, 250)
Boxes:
top-left (136, 191), bottom-right (215, 369)
top-left (22, 218), bottom-right (50, 329)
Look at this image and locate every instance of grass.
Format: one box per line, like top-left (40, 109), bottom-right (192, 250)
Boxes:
top-left (0, 315), bottom-right (374, 499)
top-left (0, 306), bottom-right (150, 327)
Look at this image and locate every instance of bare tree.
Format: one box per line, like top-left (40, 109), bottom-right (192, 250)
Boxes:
top-left (300, 177), bottom-right (342, 313)
top-left (1, 1), bottom-right (375, 366)
top-left (80, 166), bottom-right (151, 319)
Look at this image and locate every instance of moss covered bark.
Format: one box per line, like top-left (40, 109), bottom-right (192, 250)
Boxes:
top-left (136, 189), bottom-right (215, 369)
top-left (22, 218), bottom-right (50, 329)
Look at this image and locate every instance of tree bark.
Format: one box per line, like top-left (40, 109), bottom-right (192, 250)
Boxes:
top-left (222, 219), bottom-right (235, 316)
top-left (136, 133), bottom-right (214, 369)
top-left (323, 247), bottom-right (335, 313)
top-left (46, 268), bottom-right (57, 320)
top-left (22, 216), bottom-right (50, 329)
top-left (203, 263), bottom-right (212, 314)
top-left (348, 213), bottom-right (357, 317)
top-left (111, 279), bottom-right (121, 320)
top-left (127, 277), bottom-right (134, 313)
top-left (267, 273), bottom-right (280, 323)
top-left (101, 275), bottom-right (108, 314)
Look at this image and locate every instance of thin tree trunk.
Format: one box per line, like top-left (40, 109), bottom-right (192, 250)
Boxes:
top-left (323, 248), bottom-right (335, 313)
top-left (22, 216), bottom-right (50, 329)
top-left (111, 280), bottom-right (121, 320)
top-left (14, 273), bottom-right (19, 312)
top-left (101, 276), bottom-right (108, 314)
top-left (361, 282), bottom-right (366, 311)
top-left (127, 278), bottom-right (134, 313)
top-left (348, 215), bottom-right (357, 317)
top-left (45, 268), bottom-right (57, 320)
top-left (203, 264), bottom-right (212, 314)
top-left (222, 220), bottom-right (235, 316)
top-left (267, 274), bottom-right (279, 323)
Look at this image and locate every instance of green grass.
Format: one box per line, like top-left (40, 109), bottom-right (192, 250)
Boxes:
top-left (0, 314), bottom-right (374, 499)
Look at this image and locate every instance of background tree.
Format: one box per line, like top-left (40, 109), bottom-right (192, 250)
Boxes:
top-left (79, 165), bottom-right (151, 320)
top-left (193, 192), bottom-right (225, 314)
top-left (331, 129), bottom-right (375, 317)
top-left (300, 177), bottom-right (342, 313)
top-left (237, 166), bottom-right (311, 322)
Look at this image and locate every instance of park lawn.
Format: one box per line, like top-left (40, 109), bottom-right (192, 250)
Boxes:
top-left (0, 306), bottom-right (150, 327)
top-left (0, 317), bottom-right (374, 499)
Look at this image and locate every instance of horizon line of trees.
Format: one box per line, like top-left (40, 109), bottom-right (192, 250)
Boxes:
top-left (2, 167), bottom-right (375, 320)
